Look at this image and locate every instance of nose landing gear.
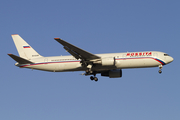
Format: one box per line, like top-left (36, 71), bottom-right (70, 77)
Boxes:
top-left (158, 70), bottom-right (162, 74)
top-left (158, 65), bottom-right (163, 74)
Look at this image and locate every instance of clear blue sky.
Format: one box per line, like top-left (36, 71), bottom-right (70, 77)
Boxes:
top-left (1, 0), bottom-right (179, 120)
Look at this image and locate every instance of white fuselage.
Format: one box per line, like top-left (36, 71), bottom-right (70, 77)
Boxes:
top-left (17, 51), bottom-right (173, 72)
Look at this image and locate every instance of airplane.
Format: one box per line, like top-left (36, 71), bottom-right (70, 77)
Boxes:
top-left (8, 34), bottom-right (174, 81)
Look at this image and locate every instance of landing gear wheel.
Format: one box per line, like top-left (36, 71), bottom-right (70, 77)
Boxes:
top-left (90, 76), bottom-right (98, 81)
top-left (94, 77), bottom-right (98, 81)
top-left (158, 65), bottom-right (163, 74)
top-left (89, 71), bottom-right (98, 81)
top-left (90, 76), bottom-right (94, 80)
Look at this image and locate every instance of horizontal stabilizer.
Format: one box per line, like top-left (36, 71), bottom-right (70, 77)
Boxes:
top-left (8, 54), bottom-right (33, 64)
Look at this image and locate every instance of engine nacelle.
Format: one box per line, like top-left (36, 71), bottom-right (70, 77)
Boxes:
top-left (101, 57), bottom-right (115, 66)
top-left (101, 69), bottom-right (122, 78)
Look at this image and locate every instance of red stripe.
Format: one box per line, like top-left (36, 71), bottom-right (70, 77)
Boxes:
top-left (19, 57), bottom-right (165, 68)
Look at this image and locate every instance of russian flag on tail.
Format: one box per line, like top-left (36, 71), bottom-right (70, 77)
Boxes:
top-left (23, 46), bottom-right (30, 48)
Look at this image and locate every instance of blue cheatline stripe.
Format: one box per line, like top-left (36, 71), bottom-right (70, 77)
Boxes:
top-left (153, 58), bottom-right (166, 65)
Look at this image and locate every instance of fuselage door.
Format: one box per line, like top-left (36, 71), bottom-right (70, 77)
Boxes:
top-left (153, 53), bottom-right (158, 58)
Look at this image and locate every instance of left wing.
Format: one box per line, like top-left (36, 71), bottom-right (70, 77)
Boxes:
top-left (54, 38), bottom-right (100, 60)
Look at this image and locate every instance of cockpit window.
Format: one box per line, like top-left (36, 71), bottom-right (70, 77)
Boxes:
top-left (164, 54), bottom-right (169, 56)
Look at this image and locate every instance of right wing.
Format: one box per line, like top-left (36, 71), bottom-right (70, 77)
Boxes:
top-left (54, 38), bottom-right (100, 60)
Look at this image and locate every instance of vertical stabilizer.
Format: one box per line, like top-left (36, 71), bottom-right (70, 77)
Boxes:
top-left (11, 34), bottom-right (42, 59)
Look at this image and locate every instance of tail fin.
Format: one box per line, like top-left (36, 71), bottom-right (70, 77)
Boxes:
top-left (11, 34), bottom-right (42, 59)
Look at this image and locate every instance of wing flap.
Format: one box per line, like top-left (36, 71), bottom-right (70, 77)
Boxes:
top-left (54, 38), bottom-right (100, 60)
top-left (63, 46), bottom-right (80, 59)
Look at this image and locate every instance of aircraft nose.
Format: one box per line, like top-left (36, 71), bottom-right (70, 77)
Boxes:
top-left (170, 56), bottom-right (174, 62)
top-left (167, 56), bottom-right (174, 64)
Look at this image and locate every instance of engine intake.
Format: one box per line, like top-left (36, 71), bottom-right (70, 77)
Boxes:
top-left (101, 69), bottom-right (122, 78)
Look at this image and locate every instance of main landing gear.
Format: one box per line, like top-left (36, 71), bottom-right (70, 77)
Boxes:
top-left (90, 76), bottom-right (98, 81)
top-left (89, 72), bottom-right (98, 81)
top-left (86, 68), bottom-right (98, 81)
top-left (85, 64), bottom-right (98, 81)
top-left (158, 65), bottom-right (163, 74)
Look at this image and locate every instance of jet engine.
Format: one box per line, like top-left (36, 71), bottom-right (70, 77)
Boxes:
top-left (101, 69), bottom-right (122, 78)
top-left (101, 57), bottom-right (115, 66)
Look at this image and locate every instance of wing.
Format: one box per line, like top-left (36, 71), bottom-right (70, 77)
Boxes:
top-left (54, 38), bottom-right (100, 60)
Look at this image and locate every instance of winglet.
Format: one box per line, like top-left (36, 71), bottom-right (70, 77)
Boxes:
top-left (54, 38), bottom-right (64, 41)
top-left (54, 38), bottom-right (60, 40)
